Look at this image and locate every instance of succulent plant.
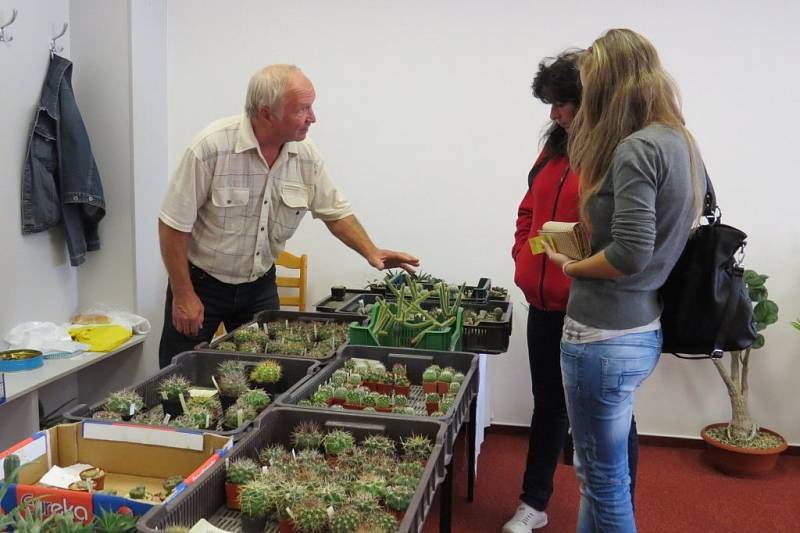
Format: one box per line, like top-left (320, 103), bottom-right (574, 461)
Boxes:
top-left (375, 394), bottom-right (391, 409)
top-left (158, 375), bottom-right (191, 400)
top-left (237, 388), bottom-right (271, 411)
top-left (331, 369), bottom-right (348, 387)
top-left (333, 386), bottom-right (349, 401)
top-left (453, 371), bottom-right (465, 384)
top-left (316, 481), bottom-right (346, 508)
top-left (163, 475), bottom-right (184, 495)
top-left (352, 473), bottom-right (387, 500)
top-left (425, 392), bottom-right (441, 404)
top-left (217, 360), bottom-right (249, 397)
top-left (104, 390), bottom-right (145, 417)
top-left (173, 404), bottom-right (215, 429)
top-left (237, 341), bottom-right (260, 354)
top-left (128, 485), bottom-right (147, 499)
top-left (440, 396), bottom-right (455, 413)
top-left (347, 373), bottom-right (362, 387)
top-left (396, 460), bottom-right (424, 479)
top-left (291, 496), bottom-right (328, 533)
top-left (93, 508), bottom-right (137, 533)
top-left (232, 328), bottom-right (257, 344)
top-left (365, 510), bottom-right (398, 533)
top-left (438, 369), bottom-right (453, 384)
top-left (215, 341), bottom-right (237, 352)
top-left (361, 435), bottom-right (396, 456)
top-left (402, 434), bottom-right (433, 462)
top-left (226, 458), bottom-right (260, 485)
top-left (222, 404), bottom-right (257, 429)
top-left (422, 368), bottom-right (438, 383)
top-left (258, 443), bottom-right (290, 466)
top-left (328, 506), bottom-right (360, 533)
top-left (448, 381), bottom-right (461, 394)
top-left (394, 394), bottom-right (409, 407)
top-left (385, 484), bottom-right (415, 511)
top-left (392, 363), bottom-right (407, 377)
top-left (290, 421), bottom-right (325, 450)
top-left (250, 360), bottom-right (283, 384)
top-left (3, 453), bottom-right (20, 484)
top-left (92, 410), bottom-right (123, 421)
top-left (394, 375), bottom-right (410, 388)
top-left (239, 479), bottom-right (271, 519)
top-left (344, 388), bottom-right (363, 406)
top-left (276, 481), bottom-right (307, 519)
top-left (348, 491), bottom-right (381, 515)
top-left (323, 430), bottom-right (355, 456)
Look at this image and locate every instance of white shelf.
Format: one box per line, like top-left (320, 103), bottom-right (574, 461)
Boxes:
top-left (2, 334), bottom-right (147, 404)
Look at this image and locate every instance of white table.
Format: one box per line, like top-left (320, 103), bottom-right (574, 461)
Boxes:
top-left (0, 335), bottom-right (146, 449)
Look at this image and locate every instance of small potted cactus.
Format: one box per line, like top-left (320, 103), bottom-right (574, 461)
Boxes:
top-left (225, 458), bottom-right (260, 510)
top-left (385, 484), bottom-right (415, 515)
top-left (104, 389), bottom-right (145, 421)
top-left (291, 496), bottom-right (329, 533)
top-left (331, 386), bottom-right (348, 406)
top-left (437, 368), bottom-right (454, 395)
top-left (422, 367), bottom-right (439, 394)
top-left (291, 421), bottom-right (324, 451)
top-left (216, 340), bottom-right (237, 352)
top-left (425, 392), bottom-right (440, 415)
top-left (68, 479), bottom-right (95, 492)
top-left (217, 360), bottom-right (249, 410)
top-left (344, 388), bottom-right (364, 410)
top-left (375, 393), bottom-right (392, 413)
top-left (128, 485), bottom-right (147, 499)
top-left (330, 369), bottom-right (348, 388)
top-left (222, 404), bottom-right (258, 431)
top-left (163, 475), bottom-right (184, 497)
top-left (328, 506), bottom-right (361, 533)
top-left (239, 479), bottom-right (271, 533)
top-left (249, 360), bottom-right (283, 395)
top-left (402, 434), bottom-right (433, 463)
top-left (158, 374), bottom-right (191, 418)
top-left (79, 467), bottom-right (106, 490)
top-left (237, 388), bottom-right (271, 411)
top-left (323, 430), bottom-right (355, 464)
top-left (393, 374), bottom-right (411, 397)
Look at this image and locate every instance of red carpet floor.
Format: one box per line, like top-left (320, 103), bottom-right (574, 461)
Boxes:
top-left (422, 431), bottom-right (800, 532)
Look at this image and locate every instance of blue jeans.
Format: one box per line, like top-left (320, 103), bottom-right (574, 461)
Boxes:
top-left (560, 329), bottom-right (661, 533)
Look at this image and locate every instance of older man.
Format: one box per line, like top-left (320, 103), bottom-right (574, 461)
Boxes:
top-left (158, 64), bottom-right (418, 367)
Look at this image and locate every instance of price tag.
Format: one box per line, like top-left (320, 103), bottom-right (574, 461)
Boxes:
top-left (129, 403), bottom-right (136, 416)
top-left (162, 413), bottom-right (171, 424)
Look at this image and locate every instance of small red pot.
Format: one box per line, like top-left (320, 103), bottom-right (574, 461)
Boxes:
top-left (224, 481), bottom-right (242, 510)
top-left (426, 402), bottom-right (440, 415)
top-left (422, 382), bottom-right (437, 394)
top-left (436, 382), bottom-right (450, 395)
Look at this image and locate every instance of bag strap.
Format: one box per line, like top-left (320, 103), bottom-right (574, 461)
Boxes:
top-left (701, 164), bottom-right (718, 223)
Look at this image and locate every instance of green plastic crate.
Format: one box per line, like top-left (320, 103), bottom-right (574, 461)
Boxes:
top-left (348, 302), bottom-right (463, 351)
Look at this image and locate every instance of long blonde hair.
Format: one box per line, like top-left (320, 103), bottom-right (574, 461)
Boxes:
top-left (568, 29), bottom-right (704, 223)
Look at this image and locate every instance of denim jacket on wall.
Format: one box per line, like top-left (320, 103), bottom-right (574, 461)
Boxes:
top-left (21, 54), bottom-right (105, 266)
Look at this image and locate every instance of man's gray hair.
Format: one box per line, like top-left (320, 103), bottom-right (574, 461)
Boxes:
top-left (244, 64), bottom-right (300, 119)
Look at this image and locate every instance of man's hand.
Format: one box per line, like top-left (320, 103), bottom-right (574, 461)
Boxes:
top-left (367, 249), bottom-right (420, 273)
top-left (172, 290), bottom-right (204, 337)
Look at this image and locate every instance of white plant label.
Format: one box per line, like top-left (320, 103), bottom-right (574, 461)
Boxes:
top-left (129, 403), bottom-right (136, 416)
top-left (211, 375), bottom-right (220, 392)
top-left (162, 413), bottom-right (171, 424)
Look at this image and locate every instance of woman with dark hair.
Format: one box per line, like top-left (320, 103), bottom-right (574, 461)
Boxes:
top-left (543, 29), bottom-right (705, 532)
top-left (504, 51), bottom-right (638, 533)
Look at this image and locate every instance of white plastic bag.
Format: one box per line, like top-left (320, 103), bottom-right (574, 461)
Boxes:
top-left (4, 322), bottom-right (88, 353)
top-left (76, 303), bottom-right (151, 334)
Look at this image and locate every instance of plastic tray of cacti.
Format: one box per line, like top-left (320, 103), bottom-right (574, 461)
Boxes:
top-left (137, 406), bottom-right (447, 533)
top-left (277, 344), bottom-right (478, 465)
top-left (385, 272), bottom-right (492, 303)
top-left (461, 300), bottom-right (514, 354)
top-left (313, 288), bottom-right (374, 313)
top-left (198, 310), bottom-right (366, 362)
top-left (348, 301), bottom-right (464, 352)
top-left (63, 351), bottom-right (319, 441)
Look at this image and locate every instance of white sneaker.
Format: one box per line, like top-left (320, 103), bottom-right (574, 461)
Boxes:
top-left (502, 502), bottom-right (548, 532)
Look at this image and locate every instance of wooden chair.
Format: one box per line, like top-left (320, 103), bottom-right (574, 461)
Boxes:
top-left (275, 250), bottom-right (308, 311)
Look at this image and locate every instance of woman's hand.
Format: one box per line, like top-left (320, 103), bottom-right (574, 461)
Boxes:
top-left (542, 241), bottom-right (573, 270)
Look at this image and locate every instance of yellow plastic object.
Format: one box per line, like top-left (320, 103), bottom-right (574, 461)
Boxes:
top-left (275, 250), bottom-right (308, 311)
top-left (69, 324), bottom-right (132, 352)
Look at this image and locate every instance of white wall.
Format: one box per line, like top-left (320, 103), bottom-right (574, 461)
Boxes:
top-left (0, 0), bottom-right (76, 340)
top-left (166, 0), bottom-right (800, 443)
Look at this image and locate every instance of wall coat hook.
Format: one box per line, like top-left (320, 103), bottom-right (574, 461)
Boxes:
top-left (0, 9), bottom-right (18, 43)
top-left (50, 22), bottom-right (68, 56)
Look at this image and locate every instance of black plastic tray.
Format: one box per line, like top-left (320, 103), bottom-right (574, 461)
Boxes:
top-left (198, 310), bottom-right (366, 362)
top-left (313, 289), bottom-right (373, 313)
top-left (64, 351), bottom-right (319, 441)
top-left (278, 345), bottom-right (478, 464)
top-left (387, 273), bottom-right (492, 303)
top-left (461, 300), bottom-right (514, 354)
top-left (136, 407), bottom-right (447, 533)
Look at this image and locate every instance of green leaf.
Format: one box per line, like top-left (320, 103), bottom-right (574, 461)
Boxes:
top-left (792, 319), bottom-right (800, 331)
top-left (752, 334), bottom-right (765, 349)
top-left (754, 300), bottom-right (779, 325)
top-left (744, 270), bottom-right (768, 287)
top-left (748, 285), bottom-right (768, 302)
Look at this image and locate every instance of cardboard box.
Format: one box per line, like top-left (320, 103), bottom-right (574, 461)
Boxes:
top-left (0, 421), bottom-right (231, 522)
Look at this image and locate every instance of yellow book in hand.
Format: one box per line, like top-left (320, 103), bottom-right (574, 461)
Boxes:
top-left (533, 221), bottom-right (591, 260)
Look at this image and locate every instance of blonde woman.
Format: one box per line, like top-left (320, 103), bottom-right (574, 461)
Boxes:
top-left (543, 29), bottom-right (705, 532)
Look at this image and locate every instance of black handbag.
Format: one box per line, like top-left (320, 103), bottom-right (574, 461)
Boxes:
top-left (660, 172), bottom-right (757, 359)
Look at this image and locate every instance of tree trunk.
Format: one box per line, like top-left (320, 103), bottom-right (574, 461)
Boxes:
top-left (712, 349), bottom-right (757, 442)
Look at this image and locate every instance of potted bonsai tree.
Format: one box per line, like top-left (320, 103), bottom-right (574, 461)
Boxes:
top-left (700, 269), bottom-right (788, 476)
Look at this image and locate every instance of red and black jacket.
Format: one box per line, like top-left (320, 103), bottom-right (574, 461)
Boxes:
top-left (512, 152), bottom-right (580, 311)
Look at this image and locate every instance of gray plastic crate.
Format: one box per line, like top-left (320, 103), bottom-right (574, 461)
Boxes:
top-left (137, 406), bottom-right (447, 533)
top-left (313, 289), bottom-right (373, 312)
top-left (64, 351), bottom-right (319, 441)
top-left (278, 345), bottom-right (478, 464)
top-left (198, 310), bottom-right (366, 362)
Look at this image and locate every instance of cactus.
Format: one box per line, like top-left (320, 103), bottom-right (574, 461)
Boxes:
top-left (448, 381), bottom-right (461, 394)
top-left (392, 363), bottom-right (407, 377)
top-left (362, 392), bottom-right (378, 408)
top-left (344, 388), bottom-right (363, 407)
top-left (215, 341), bottom-right (237, 352)
top-left (232, 328), bottom-right (257, 344)
top-left (438, 369), bottom-right (453, 384)
top-left (425, 392), bottom-right (440, 404)
top-left (333, 386), bottom-right (349, 401)
top-left (385, 484), bottom-right (415, 511)
top-left (347, 373), bottom-right (362, 387)
top-left (492, 307), bottom-right (505, 320)
top-left (171, 404), bottom-right (214, 429)
top-left (352, 473), bottom-right (387, 500)
top-left (394, 394), bottom-right (409, 407)
top-left (366, 510), bottom-right (398, 533)
top-left (361, 435), bottom-right (396, 457)
top-left (291, 421), bottom-right (324, 450)
top-left (323, 430), bottom-right (355, 456)
top-left (397, 459), bottom-right (424, 479)
top-left (328, 506), bottom-right (360, 533)
top-left (276, 481), bottom-right (307, 520)
top-left (375, 394), bottom-right (391, 409)
top-left (258, 443), bottom-right (290, 466)
top-left (217, 360), bottom-right (249, 397)
top-left (348, 491), bottom-right (380, 515)
top-left (331, 369), bottom-right (348, 387)
top-left (3, 453), bottom-right (20, 484)
top-left (292, 496), bottom-right (328, 533)
top-left (440, 396), bottom-right (455, 413)
top-left (158, 375), bottom-right (190, 400)
top-left (317, 482), bottom-right (346, 508)
top-left (422, 367), bottom-right (438, 383)
top-left (222, 404), bottom-right (257, 429)
top-left (226, 458), bottom-right (260, 485)
top-left (250, 360), bottom-right (283, 384)
top-left (237, 388), bottom-right (271, 411)
top-left (452, 371), bottom-right (465, 384)
top-left (239, 479), bottom-right (271, 519)
top-left (237, 341), bottom-right (260, 354)
top-left (104, 390), bottom-right (144, 417)
top-left (402, 434), bottom-right (433, 461)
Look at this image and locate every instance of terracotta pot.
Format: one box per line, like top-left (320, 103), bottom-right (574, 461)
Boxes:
top-left (224, 481), bottom-right (241, 509)
top-left (394, 385), bottom-right (410, 397)
top-left (344, 403), bottom-right (363, 410)
top-left (426, 403), bottom-right (440, 415)
top-left (701, 423), bottom-right (788, 477)
top-left (422, 382), bottom-right (437, 394)
top-left (436, 382), bottom-right (450, 395)
top-left (330, 397), bottom-right (346, 406)
top-left (278, 517), bottom-right (296, 533)
top-left (79, 468), bottom-right (105, 490)
top-left (376, 406), bottom-right (392, 413)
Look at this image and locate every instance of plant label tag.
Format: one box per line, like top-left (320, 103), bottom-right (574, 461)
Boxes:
top-left (261, 465), bottom-right (269, 474)
top-left (211, 375), bottom-right (220, 392)
top-left (206, 414), bottom-right (211, 428)
top-left (326, 506), bottom-right (335, 518)
top-left (161, 391), bottom-right (168, 400)
top-left (178, 393), bottom-right (189, 413)
top-left (237, 410), bottom-right (243, 428)
top-left (129, 403), bottom-right (136, 416)
top-left (163, 413), bottom-right (171, 424)
top-left (286, 507), bottom-right (295, 520)
top-left (225, 457), bottom-right (229, 469)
